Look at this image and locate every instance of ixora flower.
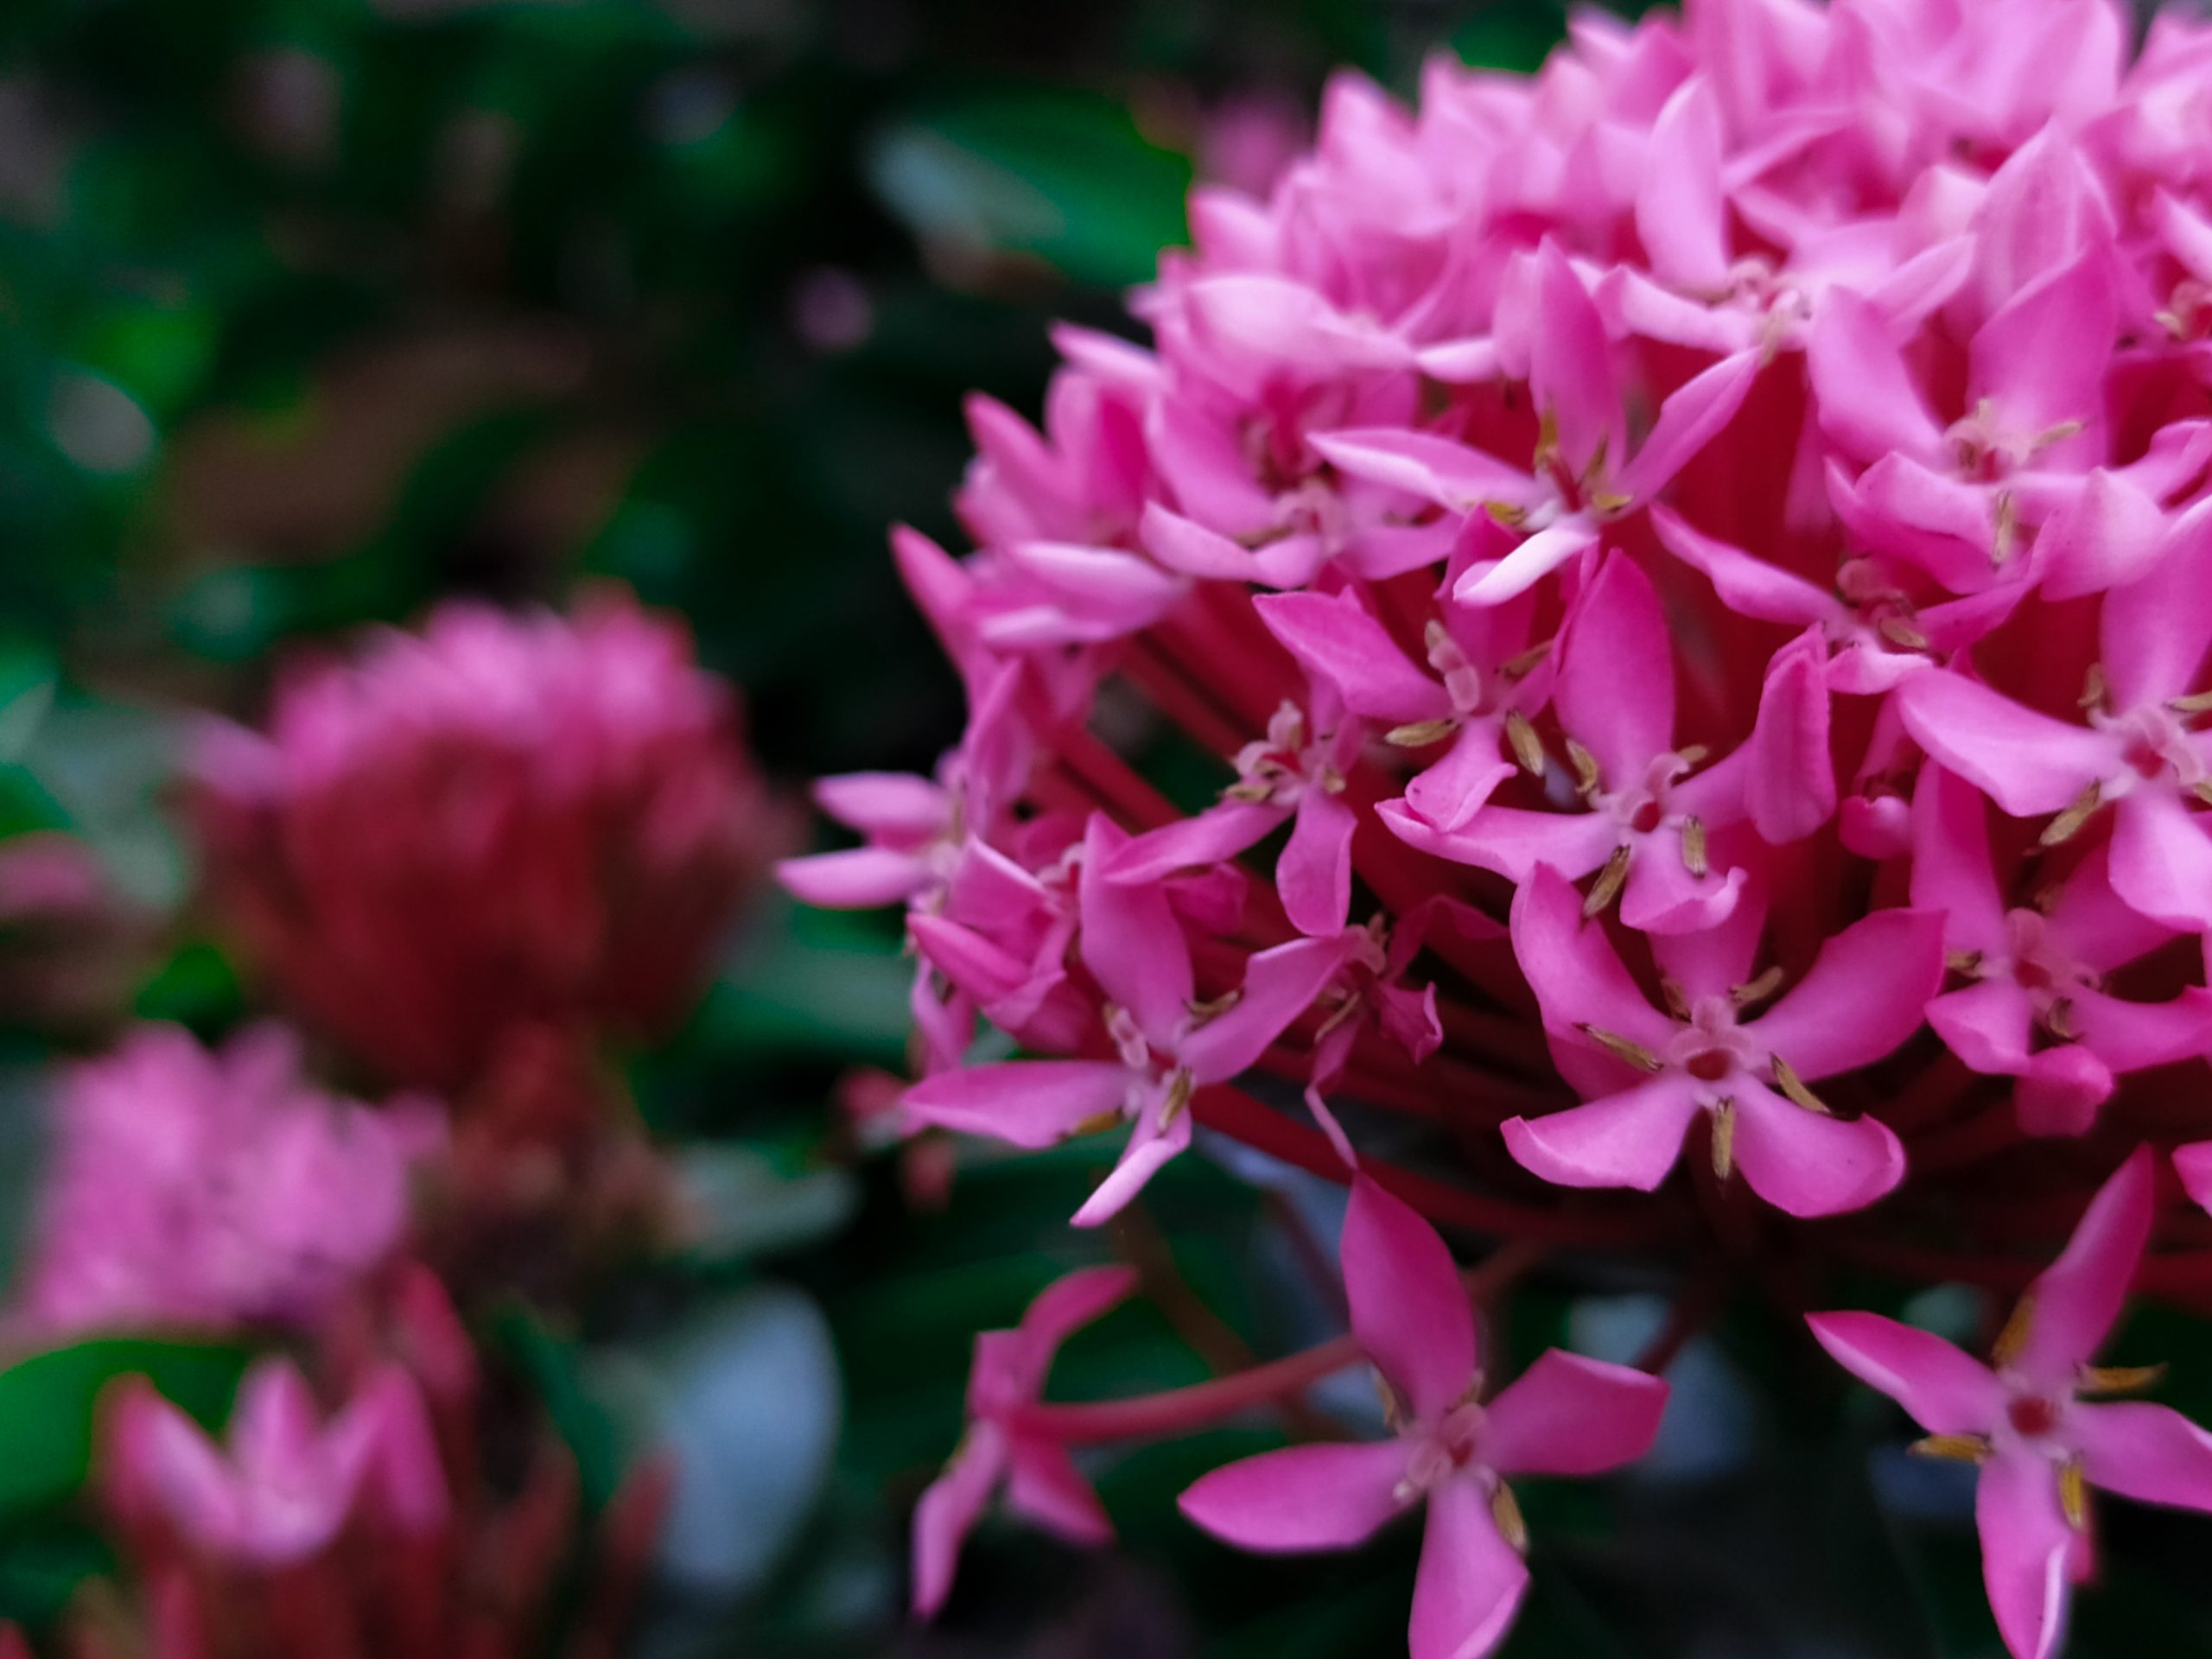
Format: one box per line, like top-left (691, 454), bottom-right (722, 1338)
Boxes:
top-left (1809, 1151), bottom-right (2212, 1659)
top-left (785, 0), bottom-right (2212, 1647)
top-left (14, 1024), bottom-right (435, 1338)
top-left (1179, 1179), bottom-right (1666, 1659)
top-left (192, 590), bottom-right (783, 1097)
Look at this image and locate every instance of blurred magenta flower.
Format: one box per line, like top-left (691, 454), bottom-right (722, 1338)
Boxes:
top-left (16, 1023), bottom-right (434, 1337)
top-left (193, 590), bottom-right (785, 1096)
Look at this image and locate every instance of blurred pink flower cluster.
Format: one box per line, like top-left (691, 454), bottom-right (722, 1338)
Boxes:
top-left (787, 0), bottom-right (2212, 1652)
top-left (3, 589), bottom-right (775, 1656)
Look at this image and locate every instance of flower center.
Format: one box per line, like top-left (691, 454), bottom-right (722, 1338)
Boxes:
top-left (1686, 1048), bottom-right (1734, 1083)
top-left (2007, 1395), bottom-right (2060, 1440)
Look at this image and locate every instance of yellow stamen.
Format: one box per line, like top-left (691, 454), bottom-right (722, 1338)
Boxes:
top-left (1770, 1053), bottom-right (1832, 1116)
top-left (2170, 689), bottom-right (2212, 715)
top-left (2060, 1459), bottom-right (2089, 1534)
top-left (1185, 989), bottom-right (1242, 1023)
top-left (1504, 710), bottom-right (1548, 777)
top-left (2079, 1363), bottom-right (2167, 1396)
top-left (1160, 1069), bottom-right (1195, 1128)
top-left (1732, 965), bottom-right (1786, 1008)
top-left (1709, 1099), bottom-right (1737, 1181)
top-left (1578, 1024), bottom-right (1664, 1073)
top-left (1565, 739), bottom-right (1603, 798)
top-left (2039, 781), bottom-right (2103, 848)
top-left (1946, 949), bottom-right (1985, 979)
top-left (1878, 616), bottom-right (1931, 652)
top-left (2081, 664), bottom-right (2108, 713)
top-left (1584, 844), bottom-right (1632, 918)
top-left (1389, 718), bottom-right (1457, 748)
top-left (1491, 1481), bottom-right (1529, 1554)
top-left (1909, 1434), bottom-right (1991, 1464)
top-left (1681, 815), bottom-right (1709, 878)
top-left (1992, 1294), bottom-right (2037, 1370)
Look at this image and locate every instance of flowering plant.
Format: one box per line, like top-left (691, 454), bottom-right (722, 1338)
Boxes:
top-left (787, 1), bottom-right (2212, 1652)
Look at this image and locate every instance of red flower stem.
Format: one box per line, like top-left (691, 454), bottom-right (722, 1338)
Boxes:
top-left (1014, 1330), bottom-right (1368, 1445)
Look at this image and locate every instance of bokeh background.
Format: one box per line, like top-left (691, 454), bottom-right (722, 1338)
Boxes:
top-left (6, 2), bottom-right (2212, 1656)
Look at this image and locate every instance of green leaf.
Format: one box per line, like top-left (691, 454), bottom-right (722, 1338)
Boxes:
top-left (869, 92), bottom-right (1192, 289)
top-left (0, 1340), bottom-right (248, 1520)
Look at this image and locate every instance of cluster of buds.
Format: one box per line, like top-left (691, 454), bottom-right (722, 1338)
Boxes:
top-left (786, 0), bottom-right (2212, 1653)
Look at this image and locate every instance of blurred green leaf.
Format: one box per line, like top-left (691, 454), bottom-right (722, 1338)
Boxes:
top-left (869, 92), bottom-right (1192, 288)
top-left (0, 1340), bottom-right (246, 1521)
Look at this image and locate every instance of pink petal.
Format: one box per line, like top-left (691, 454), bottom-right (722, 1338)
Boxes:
top-left (778, 848), bottom-right (928, 909)
top-left (1408, 1477), bottom-right (1530, 1659)
top-left (2014, 1047), bottom-right (2112, 1139)
top-left (1650, 506), bottom-right (1837, 627)
top-left (2073, 1402), bottom-right (2212, 1513)
top-left (1618, 835), bottom-right (1747, 935)
top-left (2176, 1141), bottom-right (2212, 1215)
top-left (1554, 553), bottom-right (1675, 790)
top-left (2014, 1147), bottom-right (2156, 1389)
top-left (1376, 798), bottom-right (1618, 885)
top-left (904, 1061), bottom-right (1133, 1150)
top-left (1080, 817), bottom-right (1195, 1047)
top-left (2036, 471), bottom-right (2168, 601)
top-left (1482, 1351), bottom-right (1669, 1477)
top-left (1929, 982), bottom-right (2036, 1075)
top-left (1178, 1442), bottom-right (1411, 1553)
top-left (1967, 251), bottom-right (2113, 440)
top-left (2045, 844), bottom-right (2179, 976)
top-left (1017, 1265), bottom-right (1142, 1351)
top-left (1509, 864), bottom-right (1680, 1051)
top-left (1649, 885), bottom-right (1770, 1004)
top-left (812, 772), bottom-right (950, 838)
top-left (1747, 907), bottom-right (1945, 1081)
top-left (911, 1428), bottom-right (1007, 1618)
top-left (1343, 1174), bottom-right (1477, 1422)
top-left (1616, 348), bottom-right (1763, 502)
top-left (1452, 518), bottom-right (1602, 607)
top-left (1749, 630), bottom-right (1837, 843)
top-left (1402, 728), bottom-right (1517, 834)
top-left (1975, 1449), bottom-right (2076, 1659)
top-left (1279, 789), bottom-right (1357, 938)
top-left (1896, 673), bottom-right (2114, 817)
top-left (1528, 242), bottom-right (1624, 480)
top-left (1182, 935), bottom-right (1350, 1081)
top-left (1804, 1312), bottom-right (2001, 1434)
top-left (1104, 801), bottom-right (1286, 887)
top-left (1255, 592), bottom-right (1452, 724)
top-left (1502, 1074), bottom-right (1705, 1193)
top-left (2108, 789), bottom-right (2212, 932)
top-left (1909, 766), bottom-right (2010, 954)
top-left (1005, 1441), bottom-right (1114, 1545)
top-left (1141, 503), bottom-right (1272, 582)
top-left (1071, 1095), bottom-right (1194, 1228)
top-left (1635, 78), bottom-right (1730, 293)
top-left (1807, 289), bottom-right (1943, 463)
top-left (1728, 1083), bottom-right (1904, 1217)
top-left (2069, 986), bottom-right (2212, 1073)
top-left (1307, 430), bottom-right (1536, 512)
top-left (2101, 499), bottom-right (2212, 711)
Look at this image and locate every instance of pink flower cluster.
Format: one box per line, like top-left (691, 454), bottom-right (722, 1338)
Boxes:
top-left (15, 1024), bottom-right (434, 1338)
top-left (785, 1), bottom-right (2212, 1652)
top-left (194, 589), bottom-right (780, 1098)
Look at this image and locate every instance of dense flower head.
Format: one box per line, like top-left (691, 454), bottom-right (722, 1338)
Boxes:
top-left (786, 0), bottom-right (2212, 1652)
top-left (15, 1023), bottom-right (434, 1338)
top-left (194, 589), bottom-right (782, 1096)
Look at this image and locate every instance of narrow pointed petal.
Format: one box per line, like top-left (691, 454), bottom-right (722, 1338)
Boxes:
top-left (1005, 1441), bottom-right (1114, 1545)
top-left (1976, 1450), bottom-right (2075, 1659)
top-left (1279, 789), bottom-right (1357, 938)
top-left (1509, 864), bottom-right (1679, 1050)
top-left (812, 772), bottom-right (950, 837)
top-left (1403, 730), bottom-right (1517, 833)
top-left (1619, 836), bottom-right (1747, 935)
top-left (1343, 1174), bottom-right (1477, 1422)
top-left (1529, 241), bottom-right (1624, 479)
top-left (1377, 798), bottom-right (1619, 885)
top-left (1105, 801), bottom-right (1285, 886)
top-left (1554, 553), bottom-right (1675, 789)
top-left (1636, 78), bottom-right (1730, 293)
top-left (2175, 1141), bottom-right (2212, 1214)
top-left (1178, 1442), bottom-right (1411, 1552)
top-left (1080, 817), bottom-right (1195, 1046)
top-left (778, 848), bottom-right (928, 909)
top-left (1749, 630), bottom-right (1837, 842)
top-left (1807, 289), bottom-right (1943, 463)
top-left (1453, 519), bottom-right (1601, 607)
top-left (2101, 499), bottom-right (2212, 709)
top-left (1256, 592), bottom-right (1452, 723)
top-left (1308, 430), bottom-right (1536, 512)
top-left (1483, 1351), bottom-right (1669, 1477)
top-left (904, 1061), bottom-right (1133, 1150)
top-left (1968, 251), bottom-right (2113, 439)
top-left (2069, 986), bottom-right (2212, 1073)
top-left (1017, 1265), bottom-right (1141, 1351)
top-left (1929, 982), bottom-right (2036, 1074)
top-left (1071, 1101), bottom-right (1193, 1227)
top-left (2108, 789), bottom-right (2212, 932)
top-left (1617, 349), bottom-right (1763, 501)
top-left (1408, 1477), bottom-right (1531, 1659)
top-left (1141, 503), bottom-right (1272, 582)
top-left (2014, 1046), bottom-right (2113, 1139)
top-left (1896, 674), bottom-right (2114, 817)
top-left (1183, 934), bottom-right (1350, 1081)
top-left (1502, 1074), bottom-right (1705, 1193)
top-left (1650, 507), bottom-right (1839, 627)
top-left (2073, 1402), bottom-right (2212, 1513)
top-left (1805, 1312), bottom-right (2002, 1434)
top-left (1649, 884), bottom-right (1769, 1003)
top-left (2015, 1147), bottom-right (2156, 1388)
top-left (912, 1429), bottom-right (1008, 1618)
top-left (1730, 1081), bottom-right (1905, 1217)
top-left (1910, 766), bottom-right (2010, 953)
top-left (1749, 907), bottom-right (1945, 1080)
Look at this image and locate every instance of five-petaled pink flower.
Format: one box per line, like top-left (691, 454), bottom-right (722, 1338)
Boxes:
top-left (1809, 1150), bottom-right (2212, 1659)
top-left (911, 1265), bottom-right (1138, 1618)
top-left (1179, 1176), bottom-right (1667, 1659)
top-left (1502, 865), bottom-right (1942, 1216)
